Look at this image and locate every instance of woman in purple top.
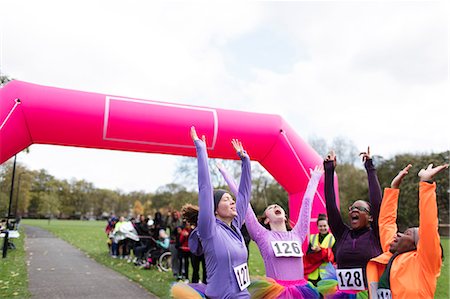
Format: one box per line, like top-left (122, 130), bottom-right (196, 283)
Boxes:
top-left (318, 148), bottom-right (382, 298)
top-left (218, 162), bottom-right (323, 299)
top-left (171, 126), bottom-right (252, 299)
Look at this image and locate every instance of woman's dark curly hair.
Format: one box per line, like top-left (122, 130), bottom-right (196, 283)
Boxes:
top-left (181, 204), bottom-right (199, 226)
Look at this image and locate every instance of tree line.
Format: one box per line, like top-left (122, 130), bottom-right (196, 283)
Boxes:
top-left (0, 145), bottom-right (448, 232)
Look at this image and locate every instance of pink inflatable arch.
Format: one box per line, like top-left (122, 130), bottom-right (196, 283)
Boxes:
top-left (0, 80), bottom-right (338, 233)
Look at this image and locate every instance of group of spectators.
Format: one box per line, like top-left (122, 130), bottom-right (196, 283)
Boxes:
top-left (105, 209), bottom-right (237, 282)
top-left (105, 213), bottom-right (169, 269)
top-left (104, 207), bottom-right (252, 284)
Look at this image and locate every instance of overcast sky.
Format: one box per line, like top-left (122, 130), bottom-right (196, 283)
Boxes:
top-left (1, 0), bottom-right (448, 193)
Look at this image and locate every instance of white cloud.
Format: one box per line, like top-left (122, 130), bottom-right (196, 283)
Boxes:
top-left (1, 1), bottom-right (448, 192)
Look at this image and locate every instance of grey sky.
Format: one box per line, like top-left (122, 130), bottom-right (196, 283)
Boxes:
top-left (1, 0), bottom-right (448, 192)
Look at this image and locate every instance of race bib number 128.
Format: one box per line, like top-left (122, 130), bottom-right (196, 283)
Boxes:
top-left (336, 268), bottom-right (365, 291)
top-left (271, 241), bottom-right (303, 257)
top-left (233, 263), bottom-right (250, 291)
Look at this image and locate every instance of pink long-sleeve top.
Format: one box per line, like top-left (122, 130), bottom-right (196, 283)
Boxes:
top-left (219, 166), bottom-right (322, 281)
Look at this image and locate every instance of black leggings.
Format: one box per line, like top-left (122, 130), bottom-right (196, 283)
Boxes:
top-left (191, 254), bottom-right (206, 283)
top-left (178, 251), bottom-right (191, 279)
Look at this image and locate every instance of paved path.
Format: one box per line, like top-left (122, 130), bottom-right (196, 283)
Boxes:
top-left (25, 225), bottom-right (159, 299)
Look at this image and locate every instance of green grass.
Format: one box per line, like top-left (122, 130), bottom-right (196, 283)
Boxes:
top-left (0, 227), bottom-right (31, 299)
top-left (436, 237), bottom-right (449, 299)
top-left (19, 219), bottom-right (450, 299)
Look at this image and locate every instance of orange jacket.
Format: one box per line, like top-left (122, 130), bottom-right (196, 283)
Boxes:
top-left (366, 182), bottom-right (442, 299)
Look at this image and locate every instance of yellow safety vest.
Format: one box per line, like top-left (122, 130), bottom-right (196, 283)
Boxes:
top-left (307, 233), bottom-right (335, 280)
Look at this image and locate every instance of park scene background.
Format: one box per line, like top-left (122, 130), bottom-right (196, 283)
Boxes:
top-left (1, 1), bottom-right (449, 298)
top-left (0, 146), bottom-right (448, 298)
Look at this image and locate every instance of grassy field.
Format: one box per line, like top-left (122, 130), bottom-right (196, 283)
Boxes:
top-left (0, 227), bottom-right (30, 299)
top-left (5, 219), bottom-right (449, 299)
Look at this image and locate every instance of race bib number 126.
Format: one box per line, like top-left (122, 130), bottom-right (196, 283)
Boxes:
top-left (336, 268), bottom-right (365, 291)
top-left (271, 241), bottom-right (303, 257)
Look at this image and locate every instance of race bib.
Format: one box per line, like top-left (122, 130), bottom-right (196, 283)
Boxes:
top-left (377, 289), bottom-right (392, 299)
top-left (271, 240), bottom-right (303, 257)
top-left (233, 262), bottom-right (250, 291)
top-left (336, 268), bottom-right (365, 291)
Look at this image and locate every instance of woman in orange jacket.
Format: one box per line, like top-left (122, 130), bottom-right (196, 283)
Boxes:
top-left (366, 163), bottom-right (448, 299)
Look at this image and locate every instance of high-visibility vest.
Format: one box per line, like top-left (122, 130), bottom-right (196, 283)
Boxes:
top-left (308, 233), bottom-right (335, 280)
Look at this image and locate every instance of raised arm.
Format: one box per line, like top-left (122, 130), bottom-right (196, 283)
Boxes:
top-left (417, 164), bottom-right (448, 273)
top-left (217, 161), bottom-right (266, 240)
top-left (324, 151), bottom-right (346, 240)
top-left (231, 139), bottom-right (252, 228)
top-left (293, 165), bottom-right (324, 242)
top-left (216, 161), bottom-right (239, 197)
top-left (378, 164), bottom-right (411, 251)
top-left (360, 147), bottom-right (382, 238)
top-left (191, 127), bottom-right (215, 239)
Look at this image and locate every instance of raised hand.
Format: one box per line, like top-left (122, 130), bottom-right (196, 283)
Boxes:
top-left (359, 146), bottom-right (371, 162)
top-left (190, 126), bottom-right (206, 144)
top-left (391, 164), bottom-right (412, 189)
top-left (190, 126), bottom-right (199, 141)
top-left (325, 150), bottom-right (337, 167)
top-left (310, 165), bottom-right (324, 176)
top-left (231, 139), bottom-right (245, 156)
top-left (418, 163), bottom-right (449, 182)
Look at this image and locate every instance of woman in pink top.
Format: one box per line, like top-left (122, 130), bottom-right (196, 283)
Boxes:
top-left (218, 163), bottom-right (323, 299)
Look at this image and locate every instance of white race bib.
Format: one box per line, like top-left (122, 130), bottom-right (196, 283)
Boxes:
top-left (377, 289), bottom-right (392, 299)
top-left (336, 268), bottom-right (365, 291)
top-left (233, 262), bottom-right (250, 291)
top-left (271, 240), bottom-right (303, 257)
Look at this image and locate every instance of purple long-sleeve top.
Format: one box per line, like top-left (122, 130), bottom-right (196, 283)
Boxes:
top-left (195, 140), bottom-right (252, 299)
top-left (219, 165), bottom-right (323, 281)
top-left (324, 159), bottom-right (382, 287)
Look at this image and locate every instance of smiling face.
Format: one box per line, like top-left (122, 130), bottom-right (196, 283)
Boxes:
top-left (389, 228), bottom-right (416, 254)
top-left (216, 193), bottom-right (237, 220)
top-left (264, 204), bottom-right (286, 225)
top-left (348, 200), bottom-right (372, 230)
top-left (317, 219), bottom-right (329, 235)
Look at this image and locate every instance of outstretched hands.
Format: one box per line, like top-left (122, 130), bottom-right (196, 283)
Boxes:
top-left (231, 139), bottom-right (245, 156)
top-left (418, 163), bottom-right (449, 182)
top-left (191, 127), bottom-right (246, 157)
top-left (310, 165), bottom-right (324, 177)
top-left (390, 163), bottom-right (449, 188)
top-left (391, 164), bottom-right (412, 189)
